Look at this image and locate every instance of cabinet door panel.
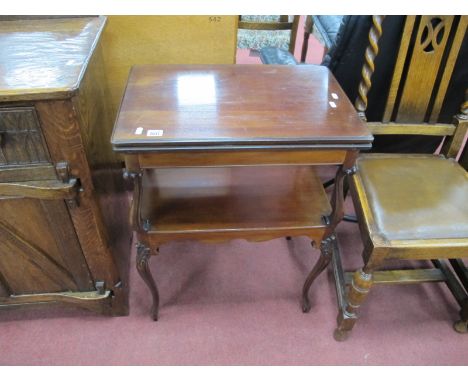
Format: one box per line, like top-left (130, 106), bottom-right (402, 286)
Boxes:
top-left (0, 107), bottom-right (51, 166)
top-left (0, 197), bottom-right (94, 295)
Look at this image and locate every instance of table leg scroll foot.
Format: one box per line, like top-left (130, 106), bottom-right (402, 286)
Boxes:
top-left (136, 243), bottom-right (160, 321)
top-left (151, 305), bottom-right (159, 321)
top-left (302, 298), bottom-right (311, 313)
top-left (301, 235), bottom-right (334, 313)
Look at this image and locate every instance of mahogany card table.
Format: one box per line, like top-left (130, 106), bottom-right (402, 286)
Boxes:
top-left (111, 64), bottom-right (372, 320)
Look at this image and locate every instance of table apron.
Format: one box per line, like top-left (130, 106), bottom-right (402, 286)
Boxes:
top-left (133, 149), bottom-right (348, 168)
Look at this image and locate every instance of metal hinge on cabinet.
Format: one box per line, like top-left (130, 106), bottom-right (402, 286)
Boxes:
top-left (55, 161), bottom-right (82, 208)
top-left (95, 280), bottom-right (106, 295)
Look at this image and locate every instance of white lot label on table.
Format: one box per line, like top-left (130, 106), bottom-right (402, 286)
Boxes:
top-left (147, 130), bottom-right (164, 137)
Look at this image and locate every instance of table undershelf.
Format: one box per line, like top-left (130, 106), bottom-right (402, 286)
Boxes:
top-left (139, 166), bottom-right (332, 241)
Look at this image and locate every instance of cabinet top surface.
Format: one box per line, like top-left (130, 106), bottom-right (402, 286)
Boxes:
top-left (0, 16), bottom-right (106, 102)
top-left (112, 65), bottom-right (372, 151)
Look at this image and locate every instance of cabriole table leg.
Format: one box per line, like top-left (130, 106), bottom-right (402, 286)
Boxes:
top-left (136, 243), bottom-right (160, 321)
top-left (302, 235), bottom-right (335, 313)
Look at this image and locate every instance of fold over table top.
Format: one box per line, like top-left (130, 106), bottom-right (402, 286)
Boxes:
top-left (112, 64), bottom-right (373, 152)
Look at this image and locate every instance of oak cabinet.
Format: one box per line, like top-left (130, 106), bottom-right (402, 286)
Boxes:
top-left (0, 16), bottom-right (131, 315)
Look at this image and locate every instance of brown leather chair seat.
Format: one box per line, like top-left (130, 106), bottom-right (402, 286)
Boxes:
top-left (353, 154), bottom-right (468, 242)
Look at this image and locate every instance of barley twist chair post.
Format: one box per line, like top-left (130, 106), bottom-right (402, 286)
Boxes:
top-left (354, 15), bottom-right (386, 120)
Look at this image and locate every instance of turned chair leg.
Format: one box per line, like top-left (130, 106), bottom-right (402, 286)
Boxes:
top-left (136, 243), bottom-right (160, 321)
top-left (302, 235), bottom-right (335, 313)
top-left (334, 246), bottom-right (385, 341)
top-left (334, 268), bottom-right (373, 341)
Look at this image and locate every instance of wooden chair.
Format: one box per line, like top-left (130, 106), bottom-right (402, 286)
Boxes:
top-left (300, 16), bottom-right (345, 63)
top-left (332, 15), bottom-right (468, 340)
top-left (237, 15), bottom-right (300, 54)
top-left (300, 16), bottom-right (313, 62)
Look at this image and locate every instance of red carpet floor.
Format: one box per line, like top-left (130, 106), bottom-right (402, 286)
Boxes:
top-left (1, 192), bottom-right (467, 365)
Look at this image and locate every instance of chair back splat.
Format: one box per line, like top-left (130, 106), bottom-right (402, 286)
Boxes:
top-left (356, 16), bottom-right (467, 157)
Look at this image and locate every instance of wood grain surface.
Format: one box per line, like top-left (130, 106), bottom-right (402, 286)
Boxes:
top-left (0, 16), bottom-right (106, 102)
top-left (112, 65), bottom-right (372, 151)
